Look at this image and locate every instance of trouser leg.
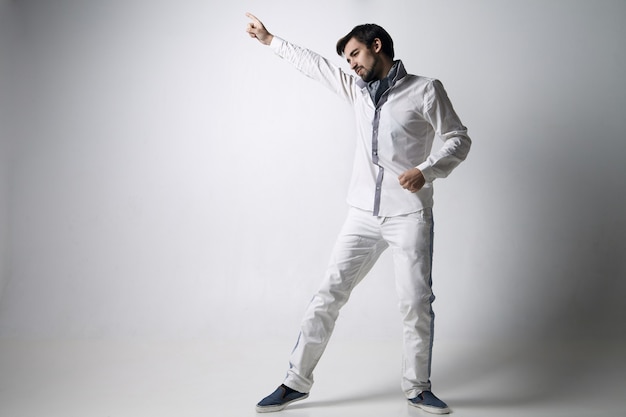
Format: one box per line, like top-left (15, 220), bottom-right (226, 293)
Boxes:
top-left (381, 208), bottom-right (435, 399)
top-left (284, 208), bottom-right (387, 393)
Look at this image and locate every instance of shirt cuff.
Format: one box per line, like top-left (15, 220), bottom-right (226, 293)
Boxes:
top-left (270, 36), bottom-right (284, 52)
top-left (416, 162), bottom-right (436, 183)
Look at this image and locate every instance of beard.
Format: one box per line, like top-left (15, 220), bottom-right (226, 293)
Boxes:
top-left (360, 67), bottom-right (376, 82)
top-left (358, 55), bottom-right (381, 82)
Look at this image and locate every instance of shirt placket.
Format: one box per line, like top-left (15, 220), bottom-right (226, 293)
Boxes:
top-left (371, 94), bottom-right (390, 217)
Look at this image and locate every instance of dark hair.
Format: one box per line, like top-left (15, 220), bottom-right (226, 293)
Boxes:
top-left (336, 24), bottom-right (395, 59)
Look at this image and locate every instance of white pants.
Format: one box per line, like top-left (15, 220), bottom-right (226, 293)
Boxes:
top-left (284, 206), bottom-right (436, 399)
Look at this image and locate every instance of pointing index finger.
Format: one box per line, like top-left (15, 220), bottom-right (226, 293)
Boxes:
top-left (246, 12), bottom-right (262, 26)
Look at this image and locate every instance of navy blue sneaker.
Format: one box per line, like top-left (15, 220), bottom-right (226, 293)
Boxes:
top-left (408, 391), bottom-right (450, 414)
top-left (256, 384), bottom-right (309, 413)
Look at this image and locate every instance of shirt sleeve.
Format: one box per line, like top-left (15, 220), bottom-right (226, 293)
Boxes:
top-left (417, 79), bottom-right (472, 182)
top-left (270, 36), bottom-right (358, 104)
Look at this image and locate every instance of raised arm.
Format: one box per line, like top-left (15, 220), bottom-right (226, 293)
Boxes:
top-left (245, 13), bottom-right (357, 104)
top-left (246, 13), bottom-right (274, 46)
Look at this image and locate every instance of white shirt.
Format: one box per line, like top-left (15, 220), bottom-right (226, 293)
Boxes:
top-left (271, 37), bottom-right (471, 216)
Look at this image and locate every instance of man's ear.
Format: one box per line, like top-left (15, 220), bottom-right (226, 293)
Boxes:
top-left (372, 38), bottom-right (382, 53)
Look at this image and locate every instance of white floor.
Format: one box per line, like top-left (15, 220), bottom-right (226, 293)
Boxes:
top-left (0, 338), bottom-right (624, 417)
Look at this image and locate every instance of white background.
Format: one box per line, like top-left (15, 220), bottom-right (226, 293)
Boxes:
top-left (1, 0), bottom-right (625, 349)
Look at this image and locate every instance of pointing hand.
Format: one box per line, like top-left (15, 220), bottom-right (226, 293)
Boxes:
top-left (246, 13), bottom-right (274, 46)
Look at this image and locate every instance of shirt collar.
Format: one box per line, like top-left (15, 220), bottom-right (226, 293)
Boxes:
top-left (357, 60), bottom-right (407, 90)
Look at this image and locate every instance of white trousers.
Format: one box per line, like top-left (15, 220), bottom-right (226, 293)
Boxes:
top-left (284, 206), bottom-right (436, 399)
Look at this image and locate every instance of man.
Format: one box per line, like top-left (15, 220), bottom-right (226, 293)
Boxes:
top-left (246, 12), bottom-right (471, 415)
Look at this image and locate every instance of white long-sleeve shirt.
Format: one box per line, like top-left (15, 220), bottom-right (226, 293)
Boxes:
top-left (271, 36), bottom-right (471, 216)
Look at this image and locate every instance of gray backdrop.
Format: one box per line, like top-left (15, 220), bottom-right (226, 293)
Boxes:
top-left (1, 0), bottom-right (625, 346)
